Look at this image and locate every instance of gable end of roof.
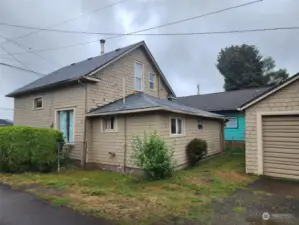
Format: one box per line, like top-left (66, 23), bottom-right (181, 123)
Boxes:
top-left (239, 73), bottom-right (299, 110)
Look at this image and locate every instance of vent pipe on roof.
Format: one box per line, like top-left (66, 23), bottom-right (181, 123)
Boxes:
top-left (100, 39), bottom-right (106, 55)
top-left (197, 84), bottom-right (200, 95)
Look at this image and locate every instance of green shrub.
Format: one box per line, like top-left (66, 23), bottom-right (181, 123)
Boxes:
top-left (131, 133), bottom-right (175, 180)
top-left (186, 138), bottom-right (207, 166)
top-left (0, 126), bottom-right (65, 173)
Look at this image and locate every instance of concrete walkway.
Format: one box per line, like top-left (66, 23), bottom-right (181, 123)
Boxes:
top-left (0, 185), bottom-right (113, 225)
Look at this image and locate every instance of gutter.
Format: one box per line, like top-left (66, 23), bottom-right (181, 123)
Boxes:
top-left (87, 106), bottom-right (225, 120)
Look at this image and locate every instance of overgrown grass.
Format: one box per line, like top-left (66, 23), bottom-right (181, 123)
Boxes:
top-left (0, 154), bottom-right (254, 224)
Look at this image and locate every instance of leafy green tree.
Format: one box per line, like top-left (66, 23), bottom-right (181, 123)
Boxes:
top-left (216, 45), bottom-right (289, 91)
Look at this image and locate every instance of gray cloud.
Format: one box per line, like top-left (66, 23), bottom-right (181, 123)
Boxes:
top-left (0, 0), bottom-right (298, 120)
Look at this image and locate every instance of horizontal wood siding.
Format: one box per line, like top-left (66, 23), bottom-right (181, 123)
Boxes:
top-left (245, 79), bottom-right (299, 175)
top-left (13, 84), bottom-right (85, 159)
top-left (88, 113), bottom-right (160, 168)
top-left (158, 113), bottom-right (222, 167)
top-left (87, 47), bottom-right (170, 111)
top-left (88, 112), bottom-right (223, 169)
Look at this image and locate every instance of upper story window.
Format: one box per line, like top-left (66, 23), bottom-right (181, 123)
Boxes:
top-left (149, 73), bottom-right (155, 89)
top-left (226, 117), bottom-right (238, 128)
top-left (103, 117), bottom-right (117, 132)
top-left (57, 109), bottom-right (74, 143)
top-left (33, 97), bottom-right (43, 109)
top-left (170, 117), bottom-right (185, 136)
top-left (135, 62), bottom-right (143, 91)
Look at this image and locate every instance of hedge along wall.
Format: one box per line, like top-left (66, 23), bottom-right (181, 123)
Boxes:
top-left (0, 126), bottom-right (64, 173)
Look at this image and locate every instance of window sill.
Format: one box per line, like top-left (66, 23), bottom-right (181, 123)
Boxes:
top-left (64, 142), bottom-right (75, 146)
top-left (170, 134), bottom-right (185, 138)
top-left (104, 129), bottom-right (118, 133)
top-left (33, 107), bottom-right (44, 110)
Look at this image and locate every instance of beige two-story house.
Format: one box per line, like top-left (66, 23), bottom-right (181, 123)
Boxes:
top-left (7, 40), bottom-right (225, 171)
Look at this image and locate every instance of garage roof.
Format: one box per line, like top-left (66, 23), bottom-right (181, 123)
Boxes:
top-left (239, 73), bottom-right (299, 110)
top-left (88, 92), bottom-right (225, 120)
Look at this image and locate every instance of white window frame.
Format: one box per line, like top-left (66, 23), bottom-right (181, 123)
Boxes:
top-left (149, 72), bottom-right (155, 90)
top-left (197, 119), bottom-right (204, 129)
top-left (55, 107), bottom-right (76, 144)
top-left (102, 117), bottom-right (118, 132)
top-left (170, 117), bottom-right (185, 137)
top-left (33, 96), bottom-right (43, 110)
top-left (135, 62), bottom-right (143, 91)
top-left (225, 117), bottom-right (238, 129)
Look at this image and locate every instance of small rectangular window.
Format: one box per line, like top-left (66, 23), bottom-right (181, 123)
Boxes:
top-left (34, 97), bottom-right (43, 109)
top-left (170, 118), bottom-right (184, 136)
top-left (226, 117), bottom-right (238, 128)
top-left (198, 119), bottom-right (203, 129)
top-left (57, 109), bottom-right (74, 143)
top-left (135, 63), bottom-right (143, 91)
top-left (103, 117), bottom-right (117, 132)
top-left (149, 73), bottom-right (155, 89)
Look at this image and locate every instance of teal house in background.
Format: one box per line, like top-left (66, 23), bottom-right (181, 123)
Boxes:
top-left (177, 87), bottom-right (270, 147)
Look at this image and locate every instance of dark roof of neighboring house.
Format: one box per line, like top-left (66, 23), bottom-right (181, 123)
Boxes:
top-left (176, 87), bottom-right (271, 112)
top-left (88, 92), bottom-right (224, 120)
top-left (0, 119), bottom-right (13, 126)
top-left (7, 41), bottom-right (175, 97)
top-left (240, 73), bottom-right (299, 110)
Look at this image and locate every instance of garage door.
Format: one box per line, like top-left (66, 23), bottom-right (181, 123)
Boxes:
top-left (263, 115), bottom-right (299, 180)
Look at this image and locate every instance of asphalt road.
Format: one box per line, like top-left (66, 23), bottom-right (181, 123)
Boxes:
top-left (0, 185), bottom-right (114, 225)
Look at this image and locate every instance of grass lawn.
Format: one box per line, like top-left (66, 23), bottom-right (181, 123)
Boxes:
top-left (0, 154), bottom-right (255, 224)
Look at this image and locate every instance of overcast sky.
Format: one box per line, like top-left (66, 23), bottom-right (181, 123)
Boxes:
top-left (0, 0), bottom-right (298, 120)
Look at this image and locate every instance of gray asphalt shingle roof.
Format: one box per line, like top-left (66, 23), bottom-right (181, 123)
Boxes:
top-left (6, 42), bottom-right (144, 97)
top-left (88, 92), bottom-right (224, 119)
top-left (176, 87), bottom-right (271, 112)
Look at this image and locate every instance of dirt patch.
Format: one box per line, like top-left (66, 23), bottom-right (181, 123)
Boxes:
top-left (216, 171), bottom-right (251, 183)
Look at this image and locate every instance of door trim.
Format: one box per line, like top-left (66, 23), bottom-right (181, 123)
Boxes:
top-left (256, 111), bottom-right (299, 175)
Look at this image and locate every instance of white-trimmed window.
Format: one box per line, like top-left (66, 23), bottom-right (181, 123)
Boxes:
top-left (197, 119), bottom-right (203, 129)
top-left (135, 62), bottom-right (143, 91)
top-left (149, 73), bottom-right (155, 89)
top-left (57, 109), bottom-right (74, 143)
top-left (170, 117), bottom-right (184, 136)
top-left (226, 117), bottom-right (238, 128)
top-left (33, 97), bottom-right (43, 109)
top-left (103, 117), bottom-right (117, 132)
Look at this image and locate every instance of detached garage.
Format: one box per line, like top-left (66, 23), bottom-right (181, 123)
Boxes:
top-left (239, 73), bottom-right (299, 180)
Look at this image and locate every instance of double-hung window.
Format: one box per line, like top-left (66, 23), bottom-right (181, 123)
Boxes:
top-left (33, 97), bottom-right (43, 109)
top-left (149, 73), bottom-right (155, 89)
top-left (103, 117), bottom-right (117, 132)
top-left (170, 117), bottom-right (184, 136)
top-left (135, 63), bottom-right (143, 91)
top-left (58, 109), bottom-right (74, 143)
top-left (226, 117), bottom-right (238, 128)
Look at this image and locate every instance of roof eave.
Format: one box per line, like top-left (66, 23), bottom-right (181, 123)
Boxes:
top-left (6, 76), bottom-right (98, 98)
top-left (87, 106), bottom-right (225, 120)
top-left (239, 73), bottom-right (299, 110)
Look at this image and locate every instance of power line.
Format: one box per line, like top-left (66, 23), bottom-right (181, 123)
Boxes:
top-left (0, 108), bottom-right (13, 111)
top-left (0, 62), bottom-right (46, 76)
top-left (0, 25), bottom-right (297, 56)
top-left (0, 0), bottom-right (263, 37)
top-left (106, 0), bottom-right (263, 40)
top-left (0, 0), bottom-right (131, 45)
top-left (0, 32), bottom-right (62, 67)
top-left (0, 45), bottom-right (31, 70)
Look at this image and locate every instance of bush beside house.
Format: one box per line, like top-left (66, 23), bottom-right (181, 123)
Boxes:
top-left (186, 138), bottom-right (208, 166)
top-left (0, 126), bottom-right (64, 173)
top-left (131, 133), bottom-right (175, 180)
